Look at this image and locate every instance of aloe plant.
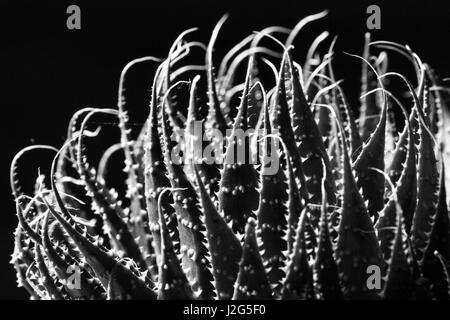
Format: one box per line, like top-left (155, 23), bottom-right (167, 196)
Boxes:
top-left (10, 13), bottom-right (450, 300)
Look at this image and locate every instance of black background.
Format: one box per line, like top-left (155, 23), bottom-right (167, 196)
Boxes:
top-left (1, 0), bottom-right (449, 299)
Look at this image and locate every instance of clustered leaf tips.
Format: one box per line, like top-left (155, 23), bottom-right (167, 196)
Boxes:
top-left (10, 12), bottom-right (450, 300)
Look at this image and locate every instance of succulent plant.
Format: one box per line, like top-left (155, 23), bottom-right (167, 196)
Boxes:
top-left (10, 12), bottom-right (450, 300)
